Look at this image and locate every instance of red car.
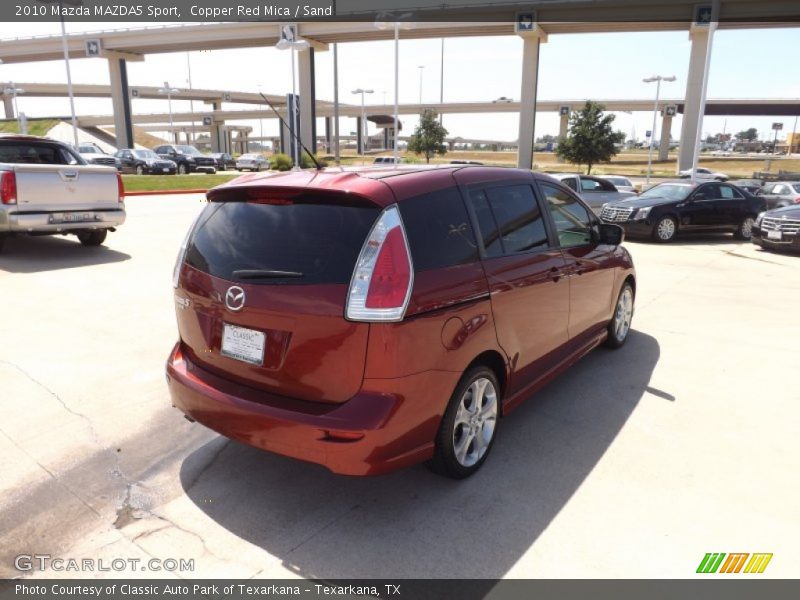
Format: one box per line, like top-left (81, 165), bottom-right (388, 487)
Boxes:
top-left (166, 166), bottom-right (635, 478)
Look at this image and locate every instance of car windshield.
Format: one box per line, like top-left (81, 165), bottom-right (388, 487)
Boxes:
top-left (0, 142), bottom-right (83, 165)
top-left (240, 154), bottom-right (259, 159)
top-left (793, 184), bottom-right (800, 193)
top-left (176, 145), bottom-right (202, 156)
top-left (606, 177), bottom-right (630, 186)
top-left (639, 184), bottom-right (692, 201)
top-left (133, 150), bottom-right (158, 159)
top-left (79, 146), bottom-right (101, 154)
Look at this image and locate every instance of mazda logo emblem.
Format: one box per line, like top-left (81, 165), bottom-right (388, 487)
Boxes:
top-left (225, 286), bottom-right (246, 312)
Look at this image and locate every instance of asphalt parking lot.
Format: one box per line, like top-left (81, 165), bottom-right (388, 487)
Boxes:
top-left (0, 194), bottom-right (798, 579)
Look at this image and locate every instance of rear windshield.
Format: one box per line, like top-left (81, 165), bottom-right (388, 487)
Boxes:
top-left (0, 142), bottom-right (83, 165)
top-left (185, 201), bottom-right (379, 285)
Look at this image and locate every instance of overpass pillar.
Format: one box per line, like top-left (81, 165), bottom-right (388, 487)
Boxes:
top-left (356, 117), bottom-right (363, 154)
top-left (659, 111), bottom-right (673, 161)
top-left (298, 48), bottom-right (317, 155)
top-left (3, 96), bottom-right (13, 119)
top-left (107, 58), bottom-right (134, 149)
top-left (324, 117), bottom-right (332, 153)
top-left (516, 27), bottom-right (547, 170)
top-left (209, 101), bottom-right (224, 153)
top-left (559, 114), bottom-right (569, 140)
top-left (678, 28), bottom-right (712, 172)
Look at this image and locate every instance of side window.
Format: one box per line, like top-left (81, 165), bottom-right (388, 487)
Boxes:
top-left (580, 178), bottom-right (602, 192)
top-left (773, 185), bottom-right (787, 194)
top-left (481, 184), bottom-right (549, 254)
top-left (719, 185), bottom-right (742, 199)
top-left (540, 183), bottom-right (593, 248)
top-left (399, 188), bottom-right (479, 271)
top-left (467, 189), bottom-right (503, 258)
top-left (562, 177), bottom-right (578, 191)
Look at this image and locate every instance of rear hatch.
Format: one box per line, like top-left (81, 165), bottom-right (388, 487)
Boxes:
top-left (175, 188), bottom-right (381, 404)
top-left (13, 164), bottom-right (120, 211)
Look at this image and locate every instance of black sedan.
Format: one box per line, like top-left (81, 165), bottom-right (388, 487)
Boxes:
top-left (752, 205), bottom-right (800, 253)
top-left (209, 153), bottom-right (236, 171)
top-left (600, 181), bottom-right (765, 242)
top-left (115, 148), bottom-right (177, 175)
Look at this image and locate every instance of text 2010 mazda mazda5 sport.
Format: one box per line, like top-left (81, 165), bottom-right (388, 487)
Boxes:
top-left (166, 166), bottom-right (635, 478)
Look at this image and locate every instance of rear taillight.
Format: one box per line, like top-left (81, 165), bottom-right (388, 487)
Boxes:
top-left (0, 171), bottom-right (17, 205)
top-left (346, 205), bottom-right (413, 322)
top-left (116, 172), bottom-right (125, 203)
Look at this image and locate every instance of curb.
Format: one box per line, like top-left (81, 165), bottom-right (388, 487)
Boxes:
top-left (124, 189), bottom-right (208, 196)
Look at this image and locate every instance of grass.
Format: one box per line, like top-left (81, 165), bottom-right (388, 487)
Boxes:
top-left (122, 173), bottom-right (240, 192)
top-left (0, 119), bottom-right (60, 137)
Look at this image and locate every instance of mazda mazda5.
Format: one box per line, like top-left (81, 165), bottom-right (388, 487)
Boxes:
top-left (166, 166), bottom-right (636, 478)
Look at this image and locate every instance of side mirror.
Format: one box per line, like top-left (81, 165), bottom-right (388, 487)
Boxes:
top-left (595, 223), bottom-right (624, 246)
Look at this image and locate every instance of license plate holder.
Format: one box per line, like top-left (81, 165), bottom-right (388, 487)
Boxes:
top-left (767, 230), bottom-right (782, 241)
top-left (221, 323), bottom-right (266, 366)
top-left (49, 212), bottom-right (93, 224)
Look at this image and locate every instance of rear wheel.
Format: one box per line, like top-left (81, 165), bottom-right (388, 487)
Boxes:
top-left (429, 366), bottom-right (500, 479)
top-left (734, 216), bottom-right (755, 240)
top-left (605, 282), bottom-right (634, 348)
top-left (77, 230), bottom-right (107, 247)
top-left (0, 233), bottom-right (6, 254)
top-left (135, 165), bottom-right (144, 175)
top-left (652, 215), bottom-right (677, 242)
top-left (177, 164), bottom-right (187, 175)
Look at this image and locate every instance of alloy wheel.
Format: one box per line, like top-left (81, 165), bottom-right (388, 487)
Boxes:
top-left (614, 287), bottom-right (634, 342)
top-left (740, 217), bottom-right (755, 239)
top-left (452, 377), bottom-right (498, 468)
top-left (657, 218), bottom-right (676, 241)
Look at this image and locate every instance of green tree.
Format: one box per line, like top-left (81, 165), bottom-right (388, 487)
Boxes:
top-left (555, 101), bottom-right (625, 174)
top-left (407, 109), bottom-right (448, 163)
top-left (736, 128), bottom-right (758, 141)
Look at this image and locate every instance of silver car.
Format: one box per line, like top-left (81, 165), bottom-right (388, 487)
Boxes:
top-left (236, 153), bottom-right (269, 172)
top-left (678, 167), bottom-right (728, 181)
top-left (550, 173), bottom-right (637, 214)
top-left (0, 134), bottom-right (125, 253)
top-left (602, 176), bottom-right (636, 194)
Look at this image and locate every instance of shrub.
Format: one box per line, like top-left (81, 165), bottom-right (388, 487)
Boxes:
top-left (271, 153), bottom-right (293, 171)
top-left (300, 152), bottom-right (329, 169)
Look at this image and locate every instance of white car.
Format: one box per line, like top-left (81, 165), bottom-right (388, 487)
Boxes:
top-left (679, 167), bottom-right (728, 181)
top-left (236, 153), bottom-right (269, 171)
top-left (77, 143), bottom-right (120, 170)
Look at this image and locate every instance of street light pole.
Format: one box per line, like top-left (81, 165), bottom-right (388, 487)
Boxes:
top-left (159, 82), bottom-right (180, 143)
top-left (417, 65), bottom-right (425, 105)
top-left (643, 74), bottom-right (676, 185)
top-left (352, 88), bottom-right (374, 157)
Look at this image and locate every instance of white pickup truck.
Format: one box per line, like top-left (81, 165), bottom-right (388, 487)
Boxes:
top-left (0, 134), bottom-right (125, 254)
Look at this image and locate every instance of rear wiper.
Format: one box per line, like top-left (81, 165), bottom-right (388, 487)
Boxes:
top-left (233, 269), bottom-right (303, 279)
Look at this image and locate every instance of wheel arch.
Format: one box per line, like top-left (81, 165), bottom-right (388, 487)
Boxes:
top-left (464, 350), bottom-right (508, 409)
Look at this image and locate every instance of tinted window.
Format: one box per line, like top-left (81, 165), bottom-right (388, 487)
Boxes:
top-left (481, 184), bottom-right (549, 254)
top-left (540, 183), bottom-right (593, 247)
top-left (719, 185), bottom-right (742, 199)
top-left (561, 177), bottom-right (578, 191)
top-left (0, 142), bottom-right (81, 165)
top-left (185, 201), bottom-right (379, 285)
top-left (467, 189), bottom-right (503, 258)
top-left (580, 178), bottom-right (612, 192)
top-left (701, 184), bottom-right (722, 199)
top-left (399, 188), bottom-right (478, 271)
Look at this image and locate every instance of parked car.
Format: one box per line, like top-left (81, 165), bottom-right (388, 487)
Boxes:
top-left (235, 153), bottom-right (269, 171)
top-left (0, 134), bottom-right (125, 253)
top-left (76, 143), bottom-right (121, 170)
top-left (167, 166), bottom-right (635, 478)
top-left (154, 144), bottom-right (217, 174)
top-left (550, 173), bottom-right (637, 214)
top-left (115, 148), bottom-right (177, 175)
top-left (373, 156), bottom-right (401, 165)
top-left (731, 179), bottom-right (763, 195)
top-left (751, 204), bottom-right (800, 252)
top-left (450, 160), bottom-right (484, 165)
top-left (602, 176), bottom-right (637, 194)
top-left (209, 152), bottom-right (236, 171)
top-left (600, 181), bottom-right (765, 242)
top-left (756, 181), bottom-right (800, 208)
top-left (678, 167), bottom-right (728, 181)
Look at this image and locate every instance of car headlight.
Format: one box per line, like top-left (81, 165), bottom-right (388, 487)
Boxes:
top-left (636, 207), bottom-right (652, 219)
top-left (756, 212), bottom-right (765, 226)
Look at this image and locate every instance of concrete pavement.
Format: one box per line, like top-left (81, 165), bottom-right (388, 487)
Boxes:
top-left (0, 195), bottom-right (798, 579)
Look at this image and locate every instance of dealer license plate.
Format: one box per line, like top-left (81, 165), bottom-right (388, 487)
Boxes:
top-left (221, 323), bottom-right (265, 366)
top-left (162, 168), bottom-right (170, 173)
top-left (49, 213), bottom-right (93, 223)
top-left (767, 230), bottom-right (782, 241)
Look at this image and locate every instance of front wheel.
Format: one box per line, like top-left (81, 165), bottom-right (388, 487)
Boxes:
top-left (429, 366), bottom-right (500, 479)
top-left (77, 230), bottom-right (107, 247)
top-left (734, 216), bottom-right (755, 240)
top-left (0, 233), bottom-right (6, 254)
top-left (605, 282), bottom-right (634, 348)
top-left (652, 216), bottom-right (678, 242)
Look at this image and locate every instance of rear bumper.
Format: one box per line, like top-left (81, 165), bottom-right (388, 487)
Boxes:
top-left (166, 342), bottom-right (459, 476)
top-left (1, 208), bottom-right (126, 233)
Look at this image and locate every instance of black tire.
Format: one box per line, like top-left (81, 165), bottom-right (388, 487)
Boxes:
top-left (0, 233), bottom-right (6, 254)
top-left (652, 215), bottom-right (678, 243)
top-left (77, 230), bottom-right (107, 247)
top-left (734, 215), bottom-right (756, 240)
top-left (135, 165), bottom-right (144, 175)
top-left (429, 366), bottom-right (501, 479)
top-left (605, 282), bottom-right (635, 349)
top-left (177, 164), bottom-right (187, 175)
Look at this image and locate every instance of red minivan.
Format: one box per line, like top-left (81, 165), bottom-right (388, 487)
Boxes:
top-left (166, 166), bottom-right (635, 478)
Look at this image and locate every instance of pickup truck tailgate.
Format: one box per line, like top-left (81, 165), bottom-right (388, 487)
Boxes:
top-left (14, 164), bottom-right (120, 211)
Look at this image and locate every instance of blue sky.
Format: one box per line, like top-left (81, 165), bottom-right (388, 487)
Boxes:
top-left (1, 22), bottom-right (798, 143)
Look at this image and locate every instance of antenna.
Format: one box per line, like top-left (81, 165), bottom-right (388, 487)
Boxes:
top-left (259, 92), bottom-right (322, 170)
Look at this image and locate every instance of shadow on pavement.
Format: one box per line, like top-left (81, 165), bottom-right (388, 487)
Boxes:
top-left (180, 330), bottom-right (662, 579)
top-left (0, 235), bottom-right (130, 273)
